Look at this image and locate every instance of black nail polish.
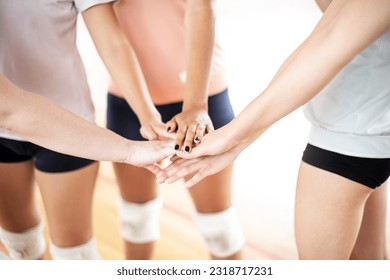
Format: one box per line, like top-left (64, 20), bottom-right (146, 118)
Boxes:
top-left (174, 144), bottom-right (180, 150)
top-left (185, 146), bottom-right (190, 152)
top-left (167, 127), bottom-right (171, 132)
top-left (195, 137), bottom-right (200, 142)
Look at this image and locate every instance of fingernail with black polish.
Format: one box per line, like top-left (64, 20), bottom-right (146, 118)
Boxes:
top-left (167, 127), bottom-right (171, 132)
top-left (185, 146), bottom-right (190, 152)
top-left (195, 137), bottom-right (200, 142)
top-left (174, 144), bottom-right (180, 150)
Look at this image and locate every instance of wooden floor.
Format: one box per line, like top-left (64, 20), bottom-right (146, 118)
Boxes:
top-left (0, 161), bottom-right (296, 260)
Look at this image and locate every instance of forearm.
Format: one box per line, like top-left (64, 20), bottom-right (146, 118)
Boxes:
top-left (0, 75), bottom-right (130, 162)
top-left (83, 4), bottom-right (159, 124)
top-left (228, 0), bottom-right (390, 146)
top-left (315, 0), bottom-right (332, 12)
top-left (183, 0), bottom-right (216, 110)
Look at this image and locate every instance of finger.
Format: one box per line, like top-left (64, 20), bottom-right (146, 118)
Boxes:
top-left (175, 142), bottom-right (208, 159)
top-left (174, 125), bottom-right (187, 151)
top-left (184, 168), bottom-right (209, 188)
top-left (205, 123), bottom-right (214, 134)
top-left (144, 163), bottom-right (162, 174)
top-left (169, 154), bottom-right (180, 162)
top-left (156, 157), bottom-right (201, 183)
top-left (164, 159), bottom-right (206, 184)
top-left (183, 124), bottom-right (197, 152)
top-left (140, 126), bottom-right (158, 141)
top-left (194, 124), bottom-right (206, 144)
top-left (153, 123), bottom-right (175, 140)
top-left (156, 157), bottom-right (188, 183)
top-left (166, 118), bottom-right (178, 134)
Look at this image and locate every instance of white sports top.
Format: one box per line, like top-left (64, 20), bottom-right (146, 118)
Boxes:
top-left (0, 0), bottom-right (114, 141)
top-left (304, 31), bottom-right (390, 158)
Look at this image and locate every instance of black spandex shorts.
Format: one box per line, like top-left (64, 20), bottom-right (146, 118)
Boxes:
top-left (106, 88), bottom-right (235, 141)
top-left (0, 138), bottom-right (94, 173)
top-left (302, 144), bottom-right (390, 189)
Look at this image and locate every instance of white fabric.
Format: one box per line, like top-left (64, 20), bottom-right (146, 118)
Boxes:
top-left (304, 31), bottom-right (390, 158)
top-left (194, 206), bottom-right (245, 258)
top-left (118, 197), bottom-right (163, 244)
top-left (50, 238), bottom-right (101, 260)
top-left (0, 223), bottom-right (46, 260)
top-left (0, 0), bottom-right (114, 141)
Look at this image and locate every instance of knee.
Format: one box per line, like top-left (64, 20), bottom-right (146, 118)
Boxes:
top-left (194, 206), bottom-right (245, 258)
top-left (0, 222), bottom-right (46, 260)
top-left (118, 197), bottom-right (163, 243)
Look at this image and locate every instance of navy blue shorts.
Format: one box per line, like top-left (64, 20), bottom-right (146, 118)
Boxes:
top-left (302, 144), bottom-right (390, 189)
top-left (0, 138), bottom-right (94, 173)
top-left (107, 89), bottom-right (235, 141)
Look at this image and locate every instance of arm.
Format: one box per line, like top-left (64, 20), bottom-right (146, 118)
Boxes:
top-left (166, 0), bottom-right (217, 152)
top-left (82, 4), bottom-right (170, 140)
top-left (315, 0), bottom-right (332, 12)
top-left (0, 75), bottom-right (174, 168)
top-left (183, 0), bottom-right (390, 158)
top-left (158, 0), bottom-right (390, 186)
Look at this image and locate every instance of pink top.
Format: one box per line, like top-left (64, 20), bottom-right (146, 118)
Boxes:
top-left (108, 0), bottom-right (228, 105)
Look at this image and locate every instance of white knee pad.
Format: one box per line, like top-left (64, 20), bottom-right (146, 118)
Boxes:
top-left (118, 197), bottom-right (163, 244)
top-left (50, 238), bottom-right (100, 260)
top-left (0, 222), bottom-right (46, 260)
top-left (195, 206), bottom-right (245, 258)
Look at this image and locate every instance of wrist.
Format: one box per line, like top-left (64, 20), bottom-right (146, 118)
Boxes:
top-left (138, 109), bottom-right (161, 126)
top-left (183, 92), bottom-right (208, 111)
top-left (182, 101), bottom-right (208, 112)
top-left (123, 140), bottom-right (136, 164)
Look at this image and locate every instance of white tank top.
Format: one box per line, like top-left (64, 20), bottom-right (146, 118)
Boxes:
top-left (304, 31), bottom-right (390, 158)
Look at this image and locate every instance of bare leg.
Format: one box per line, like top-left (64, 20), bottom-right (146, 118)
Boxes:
top-left (36, 162), bottom-right (98, 249)
top-left (188, 164), bottom-right (242, 260)
top-left (0, 161), bottom-right (44, 259)
top-left (113, 162), bottom-right (157, 260)
top-left (350, 182), bottom-right (388, 259)
top-left (295, 162), bottom-right (373, 259)
top-left (0, 161), bottom-right (41, 231)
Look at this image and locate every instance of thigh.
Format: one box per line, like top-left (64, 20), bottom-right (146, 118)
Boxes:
top-left (0, 161), bottom-right (40, 231)
top-left (188, 164), bottom-right (234, 213)
top-left (295, 161), bottom-right (373, 259)
top-left (113, 163), bottom-right (158, 203)
top-left (351, 182), bottom-right (388, 259)
top-left (107, 94), bottom-right (159, 202)
top-left (36, 162), bottom-right (99, 247)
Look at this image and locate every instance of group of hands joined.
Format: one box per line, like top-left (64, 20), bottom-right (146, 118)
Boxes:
top-left (129, 108), bottom-right (243, 188)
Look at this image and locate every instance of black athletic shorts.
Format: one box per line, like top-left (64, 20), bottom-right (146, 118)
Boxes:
top-left (0, 138), bottom-right (94, 173)
top-left (106, 88), bottom-right (235, 141)
top-left (302, 143), bottom-right (390, 189)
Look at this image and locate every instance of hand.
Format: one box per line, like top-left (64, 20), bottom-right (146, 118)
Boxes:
top-left (175, 124), bottom-right (238, 159)
top-left (166, 108), bottom-right (214, 153)
top-left (140, 118), bottom-right (175, 141)
top-left (156, 148), bottom-right (240, 188)
top-left (125, 140), bottom-right (175, 173)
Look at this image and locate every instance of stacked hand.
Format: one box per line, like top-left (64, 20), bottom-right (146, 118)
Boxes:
top-left (156, 122), bottom-right (243, 188)
top-left (133, 110), bottom-right (242, 187)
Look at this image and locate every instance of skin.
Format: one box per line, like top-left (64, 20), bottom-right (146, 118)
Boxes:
top-left (0, 75), bottom-right (174, 169)
top-left (110, 0), bottom-right (241, 259)
top-left (157, 0), bottom-right (390, 259)
top-left (0, 2), bottom-right (174, 259)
